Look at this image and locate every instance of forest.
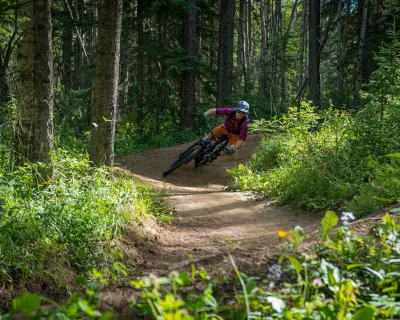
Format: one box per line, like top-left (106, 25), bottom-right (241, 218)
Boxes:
top-left (0, 0), bottom-right (400, 318)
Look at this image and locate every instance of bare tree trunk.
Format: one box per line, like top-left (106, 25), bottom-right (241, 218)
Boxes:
top-left (15, 1), bottom-right (33, 166)
top-left (280, 0), bottom-right (298, 107)
top-left (353, 0), bottom-right (370, 107)
top-left (308, 0), bottom-right (321, 107)
top-left (180, 0), bottom-right (197, 130)
top-left (62, 0), bottom-right (73, 93)
top-left (336, 0), bottom-right (344, 98)
top-left (238, 0), bottom-right (250, 93)
top-left (270, 1), bottom-right (277, 91)
top-left (298, 0), bottom-right (307, 97)
top-left (136, 0), bottom-right (145, 133)
top-left (0, 53), bottom-right (9, 106)
top-left (259, 0), bottom-right (270, 99)
top-left (208, 0), bottom-right (217, 69)
top-left (89, 0), bottom-right (122, 166)
top-left (15, 0), bottom-right (54, 181)
top-left (73, 0), bottom-right (84, 90)
top-left (217, 0), bottom-right (235, 107)
top-left (157, 12), bottom-right (167, 134)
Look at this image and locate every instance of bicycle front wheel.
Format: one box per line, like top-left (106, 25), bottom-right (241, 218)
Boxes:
top-left (162, 144), bottom-right (202, 176)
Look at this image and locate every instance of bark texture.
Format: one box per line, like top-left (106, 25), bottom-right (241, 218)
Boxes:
top-left (180, 0), bottom-right (197, 130)
top-left (216, 0), bottom-right (235, 107)
top-left (353, 0), bottom-right (370, 107)
top-left (89, 0), bottom-right (123, 166)
top-left (61, 0), bottom-right (73, 92)
top-left (14, 0), bottom-right (54, 180)
top-left (308, 0), bottom-right (321, 107)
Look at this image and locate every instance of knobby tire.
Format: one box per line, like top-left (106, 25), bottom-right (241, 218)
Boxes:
top-left (162, 144), bottom-right (203, 176)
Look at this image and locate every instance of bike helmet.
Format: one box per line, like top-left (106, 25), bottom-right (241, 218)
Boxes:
top-left (236, 101), bottom-right (249, 114)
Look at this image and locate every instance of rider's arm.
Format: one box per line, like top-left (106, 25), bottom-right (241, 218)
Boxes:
top-left (203, 109), bottom-right (217, 116)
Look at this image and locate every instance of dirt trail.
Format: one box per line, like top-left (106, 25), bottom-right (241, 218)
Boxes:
top-left (116, 135), bottom-right (321, 276)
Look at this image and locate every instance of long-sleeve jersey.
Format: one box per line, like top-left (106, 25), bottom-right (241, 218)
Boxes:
top-left (216, 108), bottom-right (250, 141)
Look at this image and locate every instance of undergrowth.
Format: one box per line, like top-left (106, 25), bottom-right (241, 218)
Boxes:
top-left (0, 148), bottom-right (169, 286)
top-left (229, 40), bottom-right (400, 218)
top-left (2, 210), bottom-right (399, 319)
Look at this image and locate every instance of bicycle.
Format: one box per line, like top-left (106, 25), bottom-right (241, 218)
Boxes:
top-left (162, 116), bottom-right (229, 176)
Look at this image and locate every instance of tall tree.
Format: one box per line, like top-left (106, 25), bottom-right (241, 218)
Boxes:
top-left (15, 1), bottom-right (33, 166)
top-left (238, 0), bottom-right (251, 94)
top-left (89, 0), bottom-right (123, 166)
top-left (336, 0), bottom-right (344, 98)
top-left (136, 0), bottom-right (146, 134)
top-left (61, 0), bottom-right (73, 93)
top-left (180, 0), bottom-right (197, 130)
top-left (298, 0), bottom-right (307, 99)
top-left (216, 0), bottom-right (235, 107)
top-left (259, 0), bottom-right (271, 100)
top-left (308, 0), bottom-right (321, 107)
top-left (0, 51), bottom-right (9, 106)
top-left (15, 0), bottom-right (54, 180)
top-left (353, 0), bottom-right (370, 107)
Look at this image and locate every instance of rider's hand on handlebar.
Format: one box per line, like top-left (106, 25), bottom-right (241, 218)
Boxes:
top-left (226, 147), bottom-right (236, 155)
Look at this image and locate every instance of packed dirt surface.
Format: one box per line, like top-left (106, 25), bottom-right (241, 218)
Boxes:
top-left (115, 135), bottom-right (322, 277)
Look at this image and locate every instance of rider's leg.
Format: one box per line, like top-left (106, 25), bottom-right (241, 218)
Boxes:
top-left (206, 127), bottom-right (231, 162)
top-left (201, 124), bottom-right (227, 148)
top-left (227, 134), bottom-right (240, 150)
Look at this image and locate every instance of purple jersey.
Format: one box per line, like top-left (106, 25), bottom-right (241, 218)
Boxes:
top-left (215, 108), bottom-right (250, 141)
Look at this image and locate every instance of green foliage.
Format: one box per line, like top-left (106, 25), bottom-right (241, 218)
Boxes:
top-left (0, 149), bottom-right (168, 280)
top-left (5, 211), bottom-right (398, 319)
top-left (230, 39), bottom-right (400, 217)
top-left (229, 102), bottom-right (361, 212)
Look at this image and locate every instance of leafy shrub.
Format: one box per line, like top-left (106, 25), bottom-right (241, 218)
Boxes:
top-left (0, 149), bottom-right (168, 279)
top-left (230, 103), bottom-right (360, 211)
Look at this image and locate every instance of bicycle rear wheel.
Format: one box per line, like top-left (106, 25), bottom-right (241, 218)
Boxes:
top-left (162, 144), bottom-right (202, 176)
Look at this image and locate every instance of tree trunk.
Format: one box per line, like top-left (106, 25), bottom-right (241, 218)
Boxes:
top-left (157, 12), bottom-right (167, 134)
top-left (0, 52), bottom-right (9, 106)
top-left (61, 0), bottom-right (73, 93)
top-left (180, 0), bottom-right (197, 130)
top-left (238, 0), bottom-right (251, 94)
top-left (259, 0), bottom-right (270, 100)
top-left (136, 0), bottom-right (145, 133)
top-left (280, 0), bottom-right (298, 108)
top-left (89, 0), bottom-right (122, 166)
top-left (336, 0), bottom-right (344, 98)
top-left (270, 0), bottom-right (279, 93)
top-left (15, 1), bottom-right (33, 166)
top-left (15, 0), bottom-right (54, 181)
top-left (208, 0), bottom-right (217, 69)
top-left (72, 0), bottom-right (84, 90)
top-left (298, 0), bottom-right (307, 99)
top-left (353, 0), bottom-right (370, 107)
top-left (308, 0), bottom-right (321, 107)
top-left (216, 0), bottom-right (235, 107)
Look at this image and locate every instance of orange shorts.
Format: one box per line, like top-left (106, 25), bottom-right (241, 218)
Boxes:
top-left (207, 125), bottom-right (240, 146)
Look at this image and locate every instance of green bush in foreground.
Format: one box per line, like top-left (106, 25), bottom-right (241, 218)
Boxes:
top-left (2, 211), bottom-right (399, 319)
top-left (0, 149), bottom-right (168, 281)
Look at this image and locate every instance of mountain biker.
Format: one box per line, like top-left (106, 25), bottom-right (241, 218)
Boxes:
top-left (202, 101), bottom-right (250, 162)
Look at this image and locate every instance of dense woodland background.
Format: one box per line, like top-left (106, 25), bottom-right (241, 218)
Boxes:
top-left (0, 0), bottom-right (398, 170)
